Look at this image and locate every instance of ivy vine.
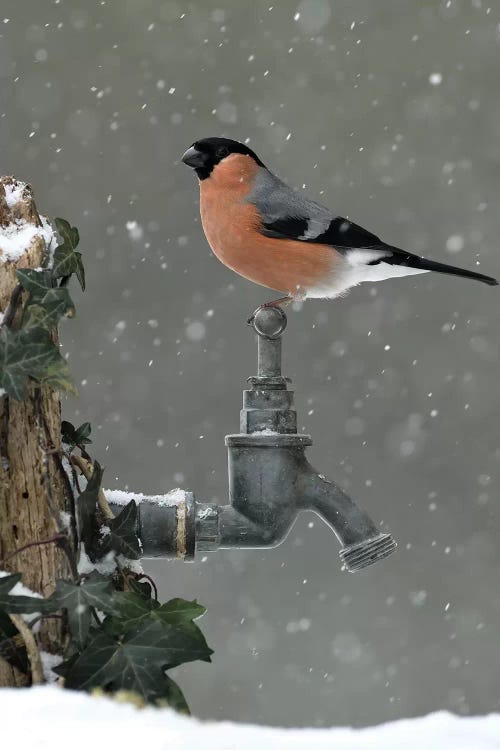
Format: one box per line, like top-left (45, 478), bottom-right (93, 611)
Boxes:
top-left (0, 219), bottom-right (212, 711)
top-left (0, 218), bottom-right (82, 399)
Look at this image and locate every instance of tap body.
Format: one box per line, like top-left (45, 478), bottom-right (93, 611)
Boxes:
top-left (111, 307), bottom-right (396, 572)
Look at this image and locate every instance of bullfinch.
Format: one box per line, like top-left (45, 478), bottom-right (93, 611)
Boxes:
top-left (181, 137), bottom-right (497, 310)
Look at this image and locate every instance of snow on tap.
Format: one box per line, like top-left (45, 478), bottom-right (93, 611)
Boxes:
top-left (104, 487), bottom-right (188, 507)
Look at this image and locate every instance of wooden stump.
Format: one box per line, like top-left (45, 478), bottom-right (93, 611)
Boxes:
top-left (0, 177), bottom-right (71, 686)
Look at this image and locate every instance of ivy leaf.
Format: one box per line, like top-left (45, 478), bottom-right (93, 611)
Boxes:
top-left (52, 650), bottom-right (79, 679)
top-left (23, 288), bottom-right (75, 330)
top-left (128, 578), bottom-right (152, 599)
top-left (109, 591), bottom-right (156, 628)
top-left (22, 303), bottom-right (63, 331)
top-left (104, 592), bottom-right (210, 664)
top-left (100, 500), bottom-right (141, 560)
top-left (0, 609), bottom-right (28, 674)
top-left (110, 592), bottom-right (206, 629)
top-left (77, 460), bottom-right (104, 552)
top-left (42, 359), bottom-right (76, 394)
top-left (62, 420), bottom-right (92, 450)
top-left (0, 326), bottom-right (75, 400)
top-left (160, 621), bottom-right (213, 668)
top-left (0, 327), bottom-right (51, 399)
top-left (52, 218), bottom-right (85, 291)
top-left (55, 217), bottom-right (79, 251)
top-left (0, 574), bottom-right (21, 596)
top-left (162, 675), bottom-right (190, 714)
top-left (74, 422), bottom-right (92, 445)
top-left (155, 598), bottom-right (206, 625)
top-left (51, 582), bottom-right (90, 650)
top-left (0, 574), bottom-right (46, 615)
top-left (64, 618), bottom-right (212, 705)
top-left (61, 420), bottom-right (77, 446)
top-left (16, 269), bottom-right (53, 301)
top-left (47, 576), bottom-right (116, 649)
top-left (0, 608), bottom-right (18, 640)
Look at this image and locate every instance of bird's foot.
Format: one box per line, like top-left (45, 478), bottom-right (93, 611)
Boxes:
top-left (247, 296), bottom-right (293, 326)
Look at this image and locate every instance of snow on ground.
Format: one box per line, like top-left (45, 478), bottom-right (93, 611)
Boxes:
top-left (2, 686), bottom-right (500, 750)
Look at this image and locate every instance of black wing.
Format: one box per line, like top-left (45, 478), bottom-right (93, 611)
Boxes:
top-left (261, 215), bottom-right (383, 251)
top-left (261, 215), bottom-right (498, 284)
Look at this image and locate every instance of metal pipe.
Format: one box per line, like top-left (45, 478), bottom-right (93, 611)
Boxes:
top-left (125, 306), bottom-right (396, 572)
top-left (108, 492), bottom-right (196, 561)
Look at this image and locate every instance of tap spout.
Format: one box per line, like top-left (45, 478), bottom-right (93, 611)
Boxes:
top-left (297, 460), bottom-right (397, 571)
top-left (196, 432), bottom-right (397, 571)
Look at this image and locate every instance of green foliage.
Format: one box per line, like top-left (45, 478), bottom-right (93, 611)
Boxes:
top-left (61, 420), bottom-right (92, 451)
top-left (0, 219), bottom-right (212, 710)
top-left (46, 575), bottom-right (116, 649)
top-left (0, 217), bottom-right (82, 400)
top-left (0, 326), bottom-right (74, 400)
top-left (51, 218), bottom-right (85, 291)
top-left (111, 592), bottom-right (206, 629)
top-left (0, 609), bottom-right (29, 673)
top-left (62, 610), bottom-right (211, 707)
top-left (0, 574), bottom-right (45, 615)
top-left (0, 429), bottom-right (211, 711)
top-left (76, 459), bottom-right (104, 557)
top-left (74, 461), bottom-right (141, 562)
top-left (0, 567), bottom-right (211, 710)
top-left (99, 501), bottom-right (142, 561)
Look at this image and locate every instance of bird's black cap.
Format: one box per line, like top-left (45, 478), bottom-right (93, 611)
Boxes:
top-left (181, 137), bottom-right (265, 179)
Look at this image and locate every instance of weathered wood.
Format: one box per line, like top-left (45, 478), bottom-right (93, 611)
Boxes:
top-left (0, 177), bottom-right (71, 686)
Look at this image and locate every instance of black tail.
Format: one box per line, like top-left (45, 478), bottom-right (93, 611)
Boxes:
top-left (387, 247), bottom-right (498, 286)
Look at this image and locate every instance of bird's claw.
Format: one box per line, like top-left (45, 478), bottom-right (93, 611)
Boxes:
top-left (247, 297), bottom-right (293, 326)
top-left (247, 309), bottom-right (258, 326)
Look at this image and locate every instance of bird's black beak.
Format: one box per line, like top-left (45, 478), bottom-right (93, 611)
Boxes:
top-left (181, 146), bottom-right (206, 169)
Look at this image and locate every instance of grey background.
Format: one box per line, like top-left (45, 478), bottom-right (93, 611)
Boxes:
top-left (2, 0), bottom-right (500, 728)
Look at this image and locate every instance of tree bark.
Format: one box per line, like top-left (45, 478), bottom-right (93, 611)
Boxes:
top-left (0, 177), bottom-right (71, 686)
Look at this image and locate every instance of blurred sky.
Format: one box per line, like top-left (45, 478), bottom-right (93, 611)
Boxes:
top-left (1, 0), bottom-right (500, 728)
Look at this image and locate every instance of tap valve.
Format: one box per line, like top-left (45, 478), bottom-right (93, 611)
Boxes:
top-left (124, 306), bottom-right (397, 572)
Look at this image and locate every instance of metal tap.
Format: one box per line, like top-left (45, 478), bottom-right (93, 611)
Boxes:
top-left (112, 307), bottom-right (396, 572)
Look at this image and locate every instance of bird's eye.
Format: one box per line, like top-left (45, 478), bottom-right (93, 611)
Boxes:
top-left (216, 146), bottom-right (229, 159)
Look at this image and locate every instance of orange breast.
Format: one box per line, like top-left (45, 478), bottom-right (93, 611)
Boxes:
top-left (198, 154), bottom-right (336, 296)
